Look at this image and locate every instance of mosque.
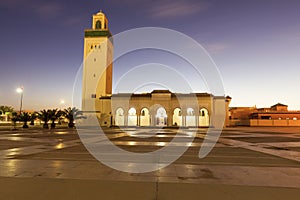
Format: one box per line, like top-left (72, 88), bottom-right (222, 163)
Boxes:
top-left (81, 11), bottom-right (231, 127)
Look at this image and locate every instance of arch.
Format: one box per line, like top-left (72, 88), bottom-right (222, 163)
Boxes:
top-left (156, 107), bottom-right (167, 126)
top-left (95, 20), bottom-right (102, 29)
top-left (115, 108), bottom-right (125, 126)
top-left (199, 108), bottom-right (210, 127)
top-left (186, 108), bottom-right (196, 126)
top-left (140, 108), bottom-right (150, 126)
top-left (128, 107), bottom-right (137, 126)
top-left (173, 108), bottom-right (182, 126)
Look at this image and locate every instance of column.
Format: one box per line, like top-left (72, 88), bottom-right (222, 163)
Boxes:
top-left (137, 114), bottom-right (140, 126)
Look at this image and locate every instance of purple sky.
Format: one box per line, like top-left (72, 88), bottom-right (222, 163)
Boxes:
top-left (0, 0), bottom-right (300, 111)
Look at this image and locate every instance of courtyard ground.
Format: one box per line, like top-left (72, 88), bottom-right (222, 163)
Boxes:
top-left (0, 126), bottom-right (300, 199)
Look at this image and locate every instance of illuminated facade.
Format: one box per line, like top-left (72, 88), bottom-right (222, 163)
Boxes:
top-left (229, 103), bottom-right (300, 126)
top-left (82, 11), bottom-right (231, 127)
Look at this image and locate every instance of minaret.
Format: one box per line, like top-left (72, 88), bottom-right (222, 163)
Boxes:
top-left (82, 10), bottom-right (113, 112)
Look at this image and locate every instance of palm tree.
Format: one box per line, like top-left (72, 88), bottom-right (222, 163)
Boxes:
top-left (29, 112), bottom-right (38, 126)
top-left (48, 109), bottom-right (62, 128)
top-left (63, 107), bottom-right (85, 128)
top-left (38, 109), bottom-right (51, 129)
top-left (11, 112), bottom-right (19, 130)
top-left (0, 105), bottom-right (14, 114)
top-left (0, 105), bottom-right (14, 121)
top-left (19, 112), bottom-right (31, 128)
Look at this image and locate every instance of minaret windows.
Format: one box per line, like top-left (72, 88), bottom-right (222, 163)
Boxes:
top-left (96, 20), bottom-right (102, 29)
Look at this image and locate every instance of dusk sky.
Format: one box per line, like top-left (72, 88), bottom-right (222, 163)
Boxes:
top-left (0, 0), bottom-right (300, 110)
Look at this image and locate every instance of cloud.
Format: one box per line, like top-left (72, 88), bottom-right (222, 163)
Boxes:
top-left (204, 43), bottom-right (228, 54)
top-left (0, 0), bottom-right (63, 19)
top-left (33, 2), bottom-right (63, 19)
top-left (149, 0), bottom-right (209, 19)
top-left (0, 0), bottom-right (25, 7)
top-left (63, 15), bottom-right (85, 26)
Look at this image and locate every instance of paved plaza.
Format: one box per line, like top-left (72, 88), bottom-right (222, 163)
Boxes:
top-left (0, 126), bottom-right (300, 199)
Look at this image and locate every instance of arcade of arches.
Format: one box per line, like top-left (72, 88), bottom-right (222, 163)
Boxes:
top-left (98, 90), bottom-right (230, 127)
top-left (114, 107), bottom-right (210, 127)
top-left (97, 90), bottom-right (231, 127)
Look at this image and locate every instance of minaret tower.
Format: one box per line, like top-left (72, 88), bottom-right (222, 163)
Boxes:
top-left (82, 10), bottom-right (113, 112)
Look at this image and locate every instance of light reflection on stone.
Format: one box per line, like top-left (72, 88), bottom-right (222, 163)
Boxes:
top-left (55, 143), bottom-right (65, 149)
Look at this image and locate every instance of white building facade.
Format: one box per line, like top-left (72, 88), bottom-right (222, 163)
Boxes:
top-left (82, 11), bottom-right (231, 127)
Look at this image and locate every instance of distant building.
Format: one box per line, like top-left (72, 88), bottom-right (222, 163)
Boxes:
top-left (229, 103), bottom-right (300, 127)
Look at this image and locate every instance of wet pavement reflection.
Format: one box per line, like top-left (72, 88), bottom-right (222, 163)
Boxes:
top-left (0, 127), bottom-right (300, 188)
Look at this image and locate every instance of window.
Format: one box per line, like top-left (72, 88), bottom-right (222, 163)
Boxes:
top-left (141, 110), bottom-right (145, 116)
top-left (293, 117), bottom-right (297, 120)
top-left (91, 94), bottom-right (96, 98)
top-left (261, 116), bottom-right (271, 119)
top-left (96, 20), bottom-right (101, 29)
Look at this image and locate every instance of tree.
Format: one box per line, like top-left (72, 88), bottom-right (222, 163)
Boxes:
top-left (19, 112), bottom-right (31, 128)
top-left (0, 105), bottom-right (14, 121)
top-left (11, 112), bottom-right (19, 130)
top-left (48, 109), bottom-right (62, 128)
top-left (29, 112), bottom-right (38, 126)
top-left (37, 109), bottom-right (51, 129)
top-left (63, 107), bottom-right (85, 128)
top-left (0, 105), bottom-right (14, 114)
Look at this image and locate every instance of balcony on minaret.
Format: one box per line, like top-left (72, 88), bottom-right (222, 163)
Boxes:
top-left (85, 10), bottom-right (111, 38)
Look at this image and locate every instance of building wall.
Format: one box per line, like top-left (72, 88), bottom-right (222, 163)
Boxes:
top-left (250, 119), bottom-right (300, 127)
top-left (229, 103), bottom-right (300, 127)
top-left (96, 92), bottom-right (230, 127)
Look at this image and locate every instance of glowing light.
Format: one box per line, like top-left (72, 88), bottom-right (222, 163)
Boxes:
top-left (55, 143), bottom-right (65, 149)
top-left (156, 142), bottom-right (167, 146)
top-left (16, 87), bottom-right (23, 93)
top-left (128, 141), bottom-right (136, 146)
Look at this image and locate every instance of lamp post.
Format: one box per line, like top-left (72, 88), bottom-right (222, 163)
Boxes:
top-left (16, 87), bottom-right (24, 114)
top-left (59, 100), bottom-right (65, 125)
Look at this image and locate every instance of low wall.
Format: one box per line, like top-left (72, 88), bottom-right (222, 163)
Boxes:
top-left (250, 119), bottom-right (300, 127)
top-left (228, 120), bottom-right (250, 126)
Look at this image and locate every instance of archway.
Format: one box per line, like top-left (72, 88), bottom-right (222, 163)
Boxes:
top-left (115, 108), bottom-right (124, 126)
top-left (128, 108), bottom-right (137, 126)
top-left (173, 108), bottom-right (182, 126)
top-left (186, 108), bottom-right (196, 126)
top-left (199, 108), bottom-right (209, 127)
top-left (96, 20), bottom-right (102, 29)
top-left (140, 108), bottom-right (150, 126)
top-left (156, 107), bottom-right (167, 126)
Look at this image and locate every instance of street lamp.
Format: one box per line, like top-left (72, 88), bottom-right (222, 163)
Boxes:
top-left (60, 100), bottom-right (65, 110)
top-left (16, 87), bottom-right (24, 114)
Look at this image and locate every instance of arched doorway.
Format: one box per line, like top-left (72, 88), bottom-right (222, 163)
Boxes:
top-left (186, 108), bottom-right (196, 126)
top-left (156, 107), bottom-right (167, 126)
top-left (140, 108), bottom-right (150, 126)
top-left (199, 108), bottom-right (209, 127)
top-left (115, 108), bottom-right (124, 126)
top-left (173, 108), bottom-right (182, 126)
top-left (128, 108), bottom-right (137, 126)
